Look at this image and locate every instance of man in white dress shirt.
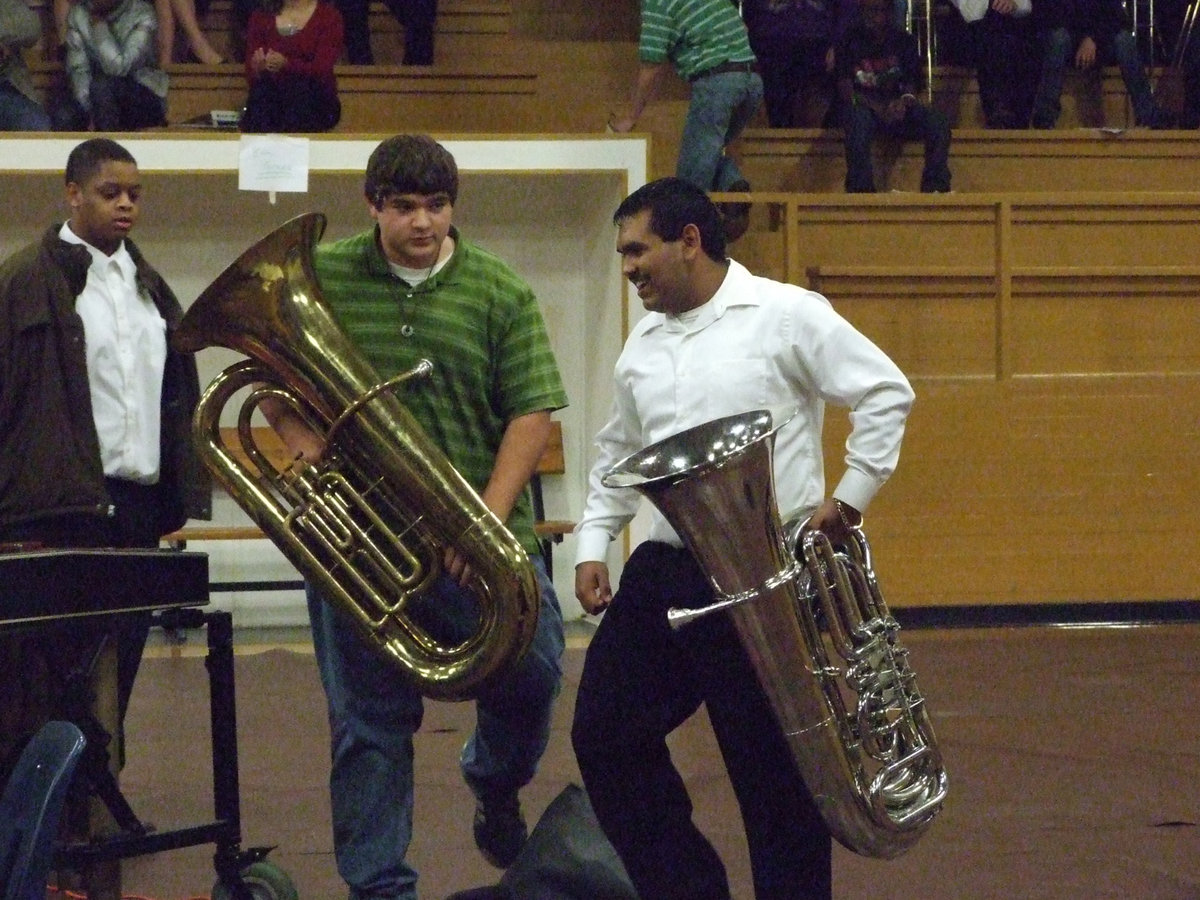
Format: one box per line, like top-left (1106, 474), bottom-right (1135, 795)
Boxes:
top-left (0, 138), bottom-right (209, 811)
top-left (570, 176), bottom-right (915, 900)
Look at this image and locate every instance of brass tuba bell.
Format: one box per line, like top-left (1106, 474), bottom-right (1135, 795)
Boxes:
top-left (603, 406), bottom-right (947, 858)
top-left (173, 213), bottom-right (540, 701)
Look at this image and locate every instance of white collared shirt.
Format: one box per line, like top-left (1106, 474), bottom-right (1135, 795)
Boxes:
top-left (574, 259), bottom-right (915, 562)
top-left (60, 222), bottom-right (166, 484)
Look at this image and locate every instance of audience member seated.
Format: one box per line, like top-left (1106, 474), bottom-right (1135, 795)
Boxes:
top-left (52, 0), bottom-right (169, 131)
top-left (1030, 0), bottom-right (1175, 128)
top-left (1174, 22), bottom-right (1200, 126)
top-left (54, 0), bottom-right (223, 65)
top-left (836, 0), bottom-right (952, 193)
top-left (1151, 0), bottom-right (1196, 124)
top-left (0, 0), bottom-right (52, 129)
top-left (742, 0), bottom-right (857, 128)
top-left (335, 0), bottom-right (434, 65)
top-left (952, 0), bottom-right (1040, 127)
top-left (240, 0), bottom-right (342, 132)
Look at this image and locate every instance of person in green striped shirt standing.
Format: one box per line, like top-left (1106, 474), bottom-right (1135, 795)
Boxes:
top-left (609, 0), bottom-right (764, 243)
top-left (261, 133), bottom-right (569, 900)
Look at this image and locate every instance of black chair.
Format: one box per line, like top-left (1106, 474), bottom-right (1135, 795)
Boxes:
top-left (0, 720), bottom-right (87, 900)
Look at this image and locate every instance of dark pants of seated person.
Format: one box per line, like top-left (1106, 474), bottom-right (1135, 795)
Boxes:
top-left (337, 0), bottom-right (436, 64)
top-left (572, 542), bottom-right (832, 900)
top-left (52, 74), bottom-right (166, 131)
top-left (753, 37), bottom-right (837, 128)
top-left (971, 9), bottom-right (1038, 128)
top-left (1031, 27), bottom-right (1163, 127)
top-left (842, 99), bottom-right (952, 193)
top-left (240, 76), bottom-right (341, 133)
top-left (1183, 44), bottom-right (1200, 128)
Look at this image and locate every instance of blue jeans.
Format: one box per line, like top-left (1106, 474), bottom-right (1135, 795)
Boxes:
top-left (677, 70), bottom-right (764, 192)
top-left (1031, 28), bottom-right (1158, 127)
top-left (0, 83), bottom-right (51, 130)
top-left (306, 556), bottom-right (564, 900)
top-left (842, 99), bottom-right (952, 193)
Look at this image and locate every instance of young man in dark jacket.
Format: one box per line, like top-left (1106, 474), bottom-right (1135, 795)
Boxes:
top-left (836, 0), bottom-right (952, 192)
top-left (0, 137), bottom-right (210, 799)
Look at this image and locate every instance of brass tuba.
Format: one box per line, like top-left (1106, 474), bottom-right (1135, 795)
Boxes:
top-left (173, 213), bottom-right (540, 701)
top-left (603, 406), bottom-right (947, 858)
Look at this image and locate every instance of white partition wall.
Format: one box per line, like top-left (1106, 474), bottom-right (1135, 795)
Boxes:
top-left (0, 134), bottom-right (649, 627)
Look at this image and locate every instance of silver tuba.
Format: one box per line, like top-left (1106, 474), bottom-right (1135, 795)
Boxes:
top-left (603, 406), bottom-right (947, 858)
top-left (173, 213), bottom-right (540, 701)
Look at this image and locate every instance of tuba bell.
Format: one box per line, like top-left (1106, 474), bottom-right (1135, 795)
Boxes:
top-left (173, 213), bottom-right (540, 701)
top-left (603, 406), bottom-right (947, 858)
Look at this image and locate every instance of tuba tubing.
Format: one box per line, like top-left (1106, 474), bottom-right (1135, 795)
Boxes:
top-left (174, 213), bottom-right (540, 701)
top-left (602, 406), bottom-right (948, 858)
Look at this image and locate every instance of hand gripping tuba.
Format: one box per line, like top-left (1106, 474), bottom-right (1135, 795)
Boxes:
top-left (173, 213), bottom-right (540, 701)
top-left (603, 406), bottom-right (948, 858)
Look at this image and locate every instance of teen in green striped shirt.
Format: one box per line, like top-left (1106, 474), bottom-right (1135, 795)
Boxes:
top-left (609, 0), bottom-right (763, 241)
top-left (268, 134), bottom-right (568, 900)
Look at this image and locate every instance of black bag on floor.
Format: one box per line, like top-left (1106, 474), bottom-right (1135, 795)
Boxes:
top-left (446, 783), bottom-right (637, 900)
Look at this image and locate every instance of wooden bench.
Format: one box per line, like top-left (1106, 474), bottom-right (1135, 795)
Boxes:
top-left (25, 0), bottom-right (514, 66)
top-left (27, 60), bottom-right (539, 132)
top-left (165, 420), bottom-right (572, 574)
top-left (732, 125), bottom-right (1200, 195)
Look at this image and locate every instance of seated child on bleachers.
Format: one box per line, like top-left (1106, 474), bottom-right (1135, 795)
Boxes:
top-left (53, 0), bottom-right (169, 130)
top-left (836, 0), bottom-right (952, 193)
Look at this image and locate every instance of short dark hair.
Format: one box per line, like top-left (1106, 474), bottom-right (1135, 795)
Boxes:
top-left (65, 138), bottom-right (136, 187)
top-left (364, 134), bottom-right (459, 209)
top-left (613, 177), bottom-right (726, 261)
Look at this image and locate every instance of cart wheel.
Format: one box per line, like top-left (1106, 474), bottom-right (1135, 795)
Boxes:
top-left (211, 860), bottom-right (299, 900)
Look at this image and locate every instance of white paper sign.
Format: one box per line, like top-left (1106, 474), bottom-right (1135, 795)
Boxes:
top-left (238, 135), bottom-right (310, 193)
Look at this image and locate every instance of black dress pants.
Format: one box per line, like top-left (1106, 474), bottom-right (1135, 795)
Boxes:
top-left (571, 542), bottom-right (832, 900)
top-left (337, 0), bottom-right (436, 65)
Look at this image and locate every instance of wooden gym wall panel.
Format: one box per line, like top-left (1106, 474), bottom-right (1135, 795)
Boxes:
top-left (769, 192), bottom-right (1200, 609)
top-left (1009, 278), bottom-right (1200, 375)
top-left (789, 199), bottom-right (1000, 272)
top-left (1008, 197), bottom-right (1200, 268)
top-left (823, 376), bottom-right (1200, 608)
top-left (804, 270), bottom-right (997, 379)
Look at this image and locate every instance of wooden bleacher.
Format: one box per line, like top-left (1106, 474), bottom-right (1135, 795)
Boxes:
top-left (732, 127), bottom-right (1200, 195)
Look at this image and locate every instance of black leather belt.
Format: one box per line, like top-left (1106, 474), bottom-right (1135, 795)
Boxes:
top-left (688, 59), bottom-right (759, 83)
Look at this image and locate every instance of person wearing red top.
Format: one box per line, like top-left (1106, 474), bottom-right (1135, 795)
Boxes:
top-left (241, 0), bottom-right (342, 133)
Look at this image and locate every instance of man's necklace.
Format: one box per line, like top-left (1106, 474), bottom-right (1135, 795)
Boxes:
top-left (396, 256), bottom-right (439, 338)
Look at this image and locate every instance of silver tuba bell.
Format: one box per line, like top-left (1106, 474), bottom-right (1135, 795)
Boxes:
top-left (603, 406), bottom-right (948, 858)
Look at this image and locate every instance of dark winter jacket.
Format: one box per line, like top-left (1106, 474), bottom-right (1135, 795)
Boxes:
top-left (0, 224), bottom-right (211, 537)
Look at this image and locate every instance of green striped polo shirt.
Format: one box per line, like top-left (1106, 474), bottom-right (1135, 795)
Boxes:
top-left (313, 225), bottom-right (568, 555)
top-left (639, 0), bottom-right (755, 80)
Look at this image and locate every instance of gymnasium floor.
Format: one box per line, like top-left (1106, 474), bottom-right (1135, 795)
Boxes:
top-left (98, 619), bottom-right (1200, 900)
